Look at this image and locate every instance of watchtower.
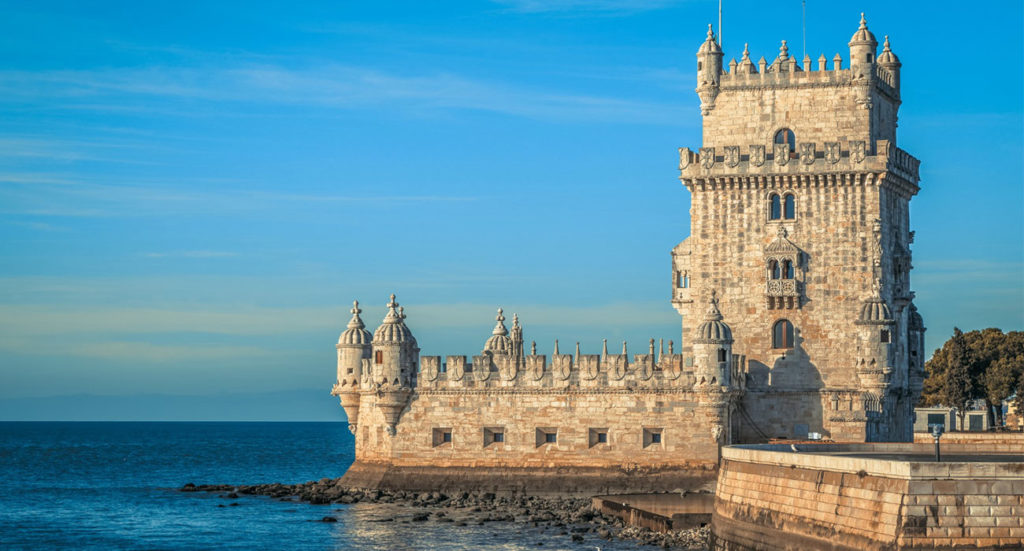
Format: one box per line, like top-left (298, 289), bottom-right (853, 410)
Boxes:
top-left (673, 15), bottom-right (925, 442)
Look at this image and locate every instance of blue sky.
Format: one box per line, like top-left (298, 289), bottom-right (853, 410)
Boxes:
top-left (1, 0), bottom-right (1021, 420)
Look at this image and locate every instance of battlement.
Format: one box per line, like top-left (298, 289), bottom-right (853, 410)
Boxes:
top-left (714, 49), bottom-right (898, 100)
top-left (417, 346), bottom-right (746, 391)
top-left (678, 139), bottom-right (920, 192)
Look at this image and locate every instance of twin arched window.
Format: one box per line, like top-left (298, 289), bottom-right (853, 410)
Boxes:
top-left (772, 319), bottom-right (795, 349)
top-left (768, 193), bottom-right (796, 220)
top-left (768, 259), bottom-right (794, 280)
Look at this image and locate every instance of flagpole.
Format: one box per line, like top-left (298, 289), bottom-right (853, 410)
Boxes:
top-left (718, 0), bottom-right (722, 47)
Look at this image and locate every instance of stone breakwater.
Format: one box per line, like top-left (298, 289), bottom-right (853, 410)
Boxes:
top-left (180, 479), bottom-right (709, 549)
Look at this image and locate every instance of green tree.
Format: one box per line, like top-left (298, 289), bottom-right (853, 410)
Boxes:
top-left (943, 327), bottom-right (973, 430)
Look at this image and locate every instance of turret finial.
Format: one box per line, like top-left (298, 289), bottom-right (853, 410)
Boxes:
top-left (622, 341), bottom-right (627, 355)
top-left (530, 341), bottom-right (536, 355)
top-left (741, 43), bottom-right (750, 61)
top-left (882, 35), bottom-right (891, 52)
top-left (351, 300), bottom-right (361, 315)
top-left (388, 293), bottom-right (397, 308)
top-left (859, 12), bottom-right (867, 30)
top-left (512, 313), bottom-right (519, 328)
top-left (779, 40), bottom-right (789, 60)
top-left (706, 23), bottom-right (714, 40)
top-left (602, 338), bottom-right (608, 357)
top-left (554, 339), bottom-right (559, 355)
top-left (649, 338), bottom-right (655, 355)
top-left (347, 299), bottom-right (366, 330)
top-left (705, 290), bottom-right (724, 321)
top-left (491, 307), bottom-right (508, 336)
top-left (399, 306), bottom-right (406, 320)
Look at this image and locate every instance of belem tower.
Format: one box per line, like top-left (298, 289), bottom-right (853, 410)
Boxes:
top-left (332, 14), bottom-right (926, 495)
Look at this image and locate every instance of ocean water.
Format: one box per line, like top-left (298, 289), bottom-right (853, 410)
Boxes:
top-left (0, 422), bottom-right (649, 550)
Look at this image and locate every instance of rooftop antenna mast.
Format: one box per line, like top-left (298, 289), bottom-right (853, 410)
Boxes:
top-left (718, 0), bottom-right (722, 47)
top-left (802, 0), bottom-right (807, 60)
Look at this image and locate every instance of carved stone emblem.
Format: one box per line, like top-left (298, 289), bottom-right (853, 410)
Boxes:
top-left (662, 357), bottom-right (682, 380)
top-left (581, 357), bottom-right (599, 380)
top-left (475, 360), bottom-right (491, 381)
top-left (678, 147), bottom-right (691, 170)
top-left (497, 356), bottom-right (517, 381)
top-left (749, 145), bottom-right (765, 167)
top-left (448, 360), bottom-right (464, 381)
top-left (637, 361), bottom-right (654, 381)
top-left (711, 424), bottom-right (724, 444)
top-left (553, 357), bottom-right (571, 381)
top-left (824, 142), bottom-right (841, 164)
top-left (851, 140), bottom-right (866, 163)
top-left (724, 146), bottom-right (740, 168)
top-left (800, 143), bottom-right (815, 165)
top-left (773, 143), bottom-right (790, 166)
top-left (528, 359), bottom-right (545, 381)
top-left (422, 361), bottom-right (438, 382)
top-left (699, 147), bottom-right (715, 169)
top-left (610, 357), bottom-right (627, 381)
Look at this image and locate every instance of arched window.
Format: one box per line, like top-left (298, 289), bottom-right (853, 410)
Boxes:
top-left (782, 259), bottom-right (794, 279)
top-left (783, 194), bottom-right (795, 219)
top-left (772, 319), bottom-right (794, 349)
top-left (774, 128), bottom-right (796, 153)
top-left (768, 193), bottom-right (781, 220)
top-left (677, 271), bottom-right (689, 288)
top-left (768, 260), bottom-right (780, 280)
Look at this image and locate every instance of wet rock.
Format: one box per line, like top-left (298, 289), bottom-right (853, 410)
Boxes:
top-left (320, 516), bottom-right (338, 523)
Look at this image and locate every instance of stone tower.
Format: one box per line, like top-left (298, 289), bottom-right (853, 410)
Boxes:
top-left (673, 15), bottom-right (924, 442)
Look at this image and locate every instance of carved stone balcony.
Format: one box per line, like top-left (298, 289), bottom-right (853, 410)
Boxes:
top-left (766, 279), bottom-right (800, 309)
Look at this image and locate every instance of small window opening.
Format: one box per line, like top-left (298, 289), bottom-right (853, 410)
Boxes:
top-left (346, 368), bottom-right (353, 374)
top-left (769, 260), bottom-right (780, 280)
top-left (698, 61), bottom-right (703, 70)
top-left (718, 349), bottom-right (727, 362)
top-left (774, 128), bottom-right (796, 152)
top-left (866, 53), bottom-right (873, 63)
top-left (783, 194), bottom-right (795, 219)
top-left (536, 428), bottom-right (558, 447)
top-left (880, 330), bottom-right (891, 343)
top-left (484, 427), bottom-right (505, 447)
top-left (589, 428), bottom-right (609, 447)
top-left (782, 259), bottom-right (794, 279)
top-left (432, 427), bottom-right (453, 447)
top-left (772, 319), bottom-right (795, 349)
top-left (374, 350), bottom-right (383, 364)
top-left (678, 271), bottom-right (690, 288)
top-left (643, 428), bottom-right (664, 448)
top-left (769, 194), bottom-right (781, 220)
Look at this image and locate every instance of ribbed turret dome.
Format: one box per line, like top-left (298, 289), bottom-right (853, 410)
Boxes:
top-left (339, 300), bottom-right (372, 346)
top-left (694, 293), bottom-right (733, 344)
top-left (908, 303), bottom-right (924, 330)
top-left (849, 13), bottom-right (877, 46)
top-left (483, 308), bottom-right (513, 354)
top-left (373, 294), bottom-right (416, 345)
top-left (876, 36), bottom-right (900, 65)
top-left (857, 290), bottom-right (894, 324)
top-left (697, 24), bottom-right (721, 54)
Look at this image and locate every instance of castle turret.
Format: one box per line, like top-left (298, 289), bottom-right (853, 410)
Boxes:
top-left (695, 24), bottom-right (723, 115)
top-left (371, 294), bottom-right (419, 434)
top-left (483, 308), bottom-right (513, 356)
top-left (692, 292), bottom-right (734, 388)
top-left (877, 35), bottom-right (901, 92)
top-left (848, 13), bottom-right (878, 78)
top-left (333, 300), bottom-right (372, 433)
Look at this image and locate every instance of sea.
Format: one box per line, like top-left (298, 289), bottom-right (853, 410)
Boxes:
top-left (0, 422), bottom-right (652, 550)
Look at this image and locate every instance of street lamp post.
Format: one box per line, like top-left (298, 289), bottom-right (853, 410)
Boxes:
top-left (929, 423), bottom-right (944, 462)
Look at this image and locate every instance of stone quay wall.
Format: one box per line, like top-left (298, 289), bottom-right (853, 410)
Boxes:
top-left (713, 443), bottom-right (1024, 550)
top-left (343, 384), bottom-right (727, 496)
top-left (913, 431), bottom-right (1024, 452)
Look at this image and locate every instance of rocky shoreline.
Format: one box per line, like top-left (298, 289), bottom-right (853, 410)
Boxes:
top-left (180, 479), bottom-right (709, 549)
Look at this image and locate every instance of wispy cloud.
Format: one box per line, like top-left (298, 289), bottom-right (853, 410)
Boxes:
top-left (491, 0), bottom-right (680, 14)
top-left (0, 63), bottom-right (687, 125)
top-left (143, 251), bottom-right (240, 259)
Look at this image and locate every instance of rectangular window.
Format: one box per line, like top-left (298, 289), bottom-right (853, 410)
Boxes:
top-left (432, 427), bottom-right (453, 447)
top-left (588, 428), bottom-right (608, 448)
top-left (643, 428), bottom-right (664, 448)
top-left (536, 428), bottom-right (558, 447)
top-left (375, 350), bottom-right (383, 364)
top-left (880, 330), bottom-right (891, 343)
top-left (926, 413), bottom-right (945, 429)
top-left (483, 427), bottom-right (505, 447)
top-left (968, 414), bottom-right (984, 432)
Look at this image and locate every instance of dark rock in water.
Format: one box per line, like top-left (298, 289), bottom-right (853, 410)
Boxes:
top-left (571, 534), bottom-right (584, 543)
top-left (229, 503), bottom-right (240, 507)
top-left (320, 516), bottom-right (338, 523)
top-left (411, 513), bottom-right (429, 522)
top-left (181, 483), bottom-right (197, 492)
top-left (226, 493), bottom-right (239, 499)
